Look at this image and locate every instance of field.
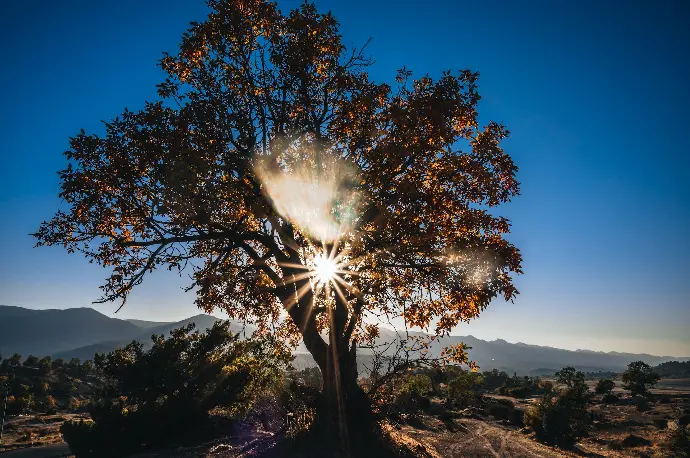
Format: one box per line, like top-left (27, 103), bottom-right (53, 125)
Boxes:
top-left (0, 413), bottom-right (85, 453)
top-left (2, 379), bottom-right (688, 457)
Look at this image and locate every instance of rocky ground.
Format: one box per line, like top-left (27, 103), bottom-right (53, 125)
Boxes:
top-left (3, 380), bottom-right (688, 458)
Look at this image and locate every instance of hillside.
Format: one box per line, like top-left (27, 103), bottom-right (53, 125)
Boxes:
top-left (54, 314), bottom-right (239, 360)
top-left (2, 306), bottom-right (687, 374)
top-left (0, 305), bottom-right (142, 356)
top-left (125, 318), bottom-right (173, 329)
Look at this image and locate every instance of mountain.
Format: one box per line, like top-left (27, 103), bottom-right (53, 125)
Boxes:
top-left (1, 306), bottom-right (687, 374)
top-left (125, 319), bottom-right (173, 329)
top-left (298, 327), bottom-right (687, 375)
top-left (0, 305), bottom-right (143, 357)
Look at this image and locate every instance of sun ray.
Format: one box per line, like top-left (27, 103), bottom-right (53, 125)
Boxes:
top-left (276, 271), bottom-right (313, 287)
top-left (283, 280), bottom-right (314, 311)
top-left (277, 261), bottom-right (312, 271)
top-left (331, 279), bottom-right (351, 310)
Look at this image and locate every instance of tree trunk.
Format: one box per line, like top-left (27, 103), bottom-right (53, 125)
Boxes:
top-left (280, 275), bottom-right (378, 456)
top-left (311, 336), bottom-right (377, 456)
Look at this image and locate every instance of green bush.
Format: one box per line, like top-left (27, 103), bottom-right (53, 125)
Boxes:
top-left (402, 374), bottom-right (433, 397)
top-left (524, 367), bottom-right (591, 448)
top-left (447, 370), bottom-right (479, 408)
top-left (480, 369), bottom-right (510, 391)
top-left (622, 361), bottom-right (660, 397)
top-left (594, 379), bottom-right (615, 395)
top-left (61, 321), bottom-right (290, 457)
top-left (486, 398), bottom-right (518, 422)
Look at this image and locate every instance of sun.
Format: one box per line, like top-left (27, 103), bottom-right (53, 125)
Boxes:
top-left (313, 254), bottom-right (338, 285)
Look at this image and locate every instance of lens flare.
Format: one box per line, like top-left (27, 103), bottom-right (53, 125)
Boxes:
top-left (313, 254), bottom-right (338, 285)
top-left (254, 144), bottom-right (361, 242)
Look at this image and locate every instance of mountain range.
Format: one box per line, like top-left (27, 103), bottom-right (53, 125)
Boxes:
top-left (0, 305), bottom-right (686, 375)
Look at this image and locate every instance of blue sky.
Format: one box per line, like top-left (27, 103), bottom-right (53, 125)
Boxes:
top-left (0, 0), bottom-right (688, 356)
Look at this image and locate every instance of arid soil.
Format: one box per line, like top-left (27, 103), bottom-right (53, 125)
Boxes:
top-left (4, 379), bottom-right (689, 458)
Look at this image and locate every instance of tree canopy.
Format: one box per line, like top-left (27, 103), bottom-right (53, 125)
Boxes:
top-left (622, 361), bottom-right (660, 397)
top-left (34, 1), bottom-right (521, 435)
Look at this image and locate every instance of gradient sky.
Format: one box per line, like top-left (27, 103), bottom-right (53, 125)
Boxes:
top-left (1, 0), bottom-right (688, 356)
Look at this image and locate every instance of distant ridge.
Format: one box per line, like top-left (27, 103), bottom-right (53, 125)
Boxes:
top-left (125, 319), bottom-right (173, 329)
top-left (1, 305), bottom-right (687, 374)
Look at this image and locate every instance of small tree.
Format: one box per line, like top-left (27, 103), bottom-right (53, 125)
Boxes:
top-left (62, 321), bottom-right (291, 457)
top-left (622, 361), bottom-right (660, 397)
top-left (481, 369), bottom-right (510, 391)
top-left (9, 354), bottom-right (22, 369)
top-left (403, 374), bottom-right (433, 397)
top-left (38, 356), bottom-right (52, 374)
top-left (51, 358), bottom-right (65, 370)
top-left (447, 370), bottom-right (479, 407)
top-left (594, 378), bottom-right (615, 395)
top-left (525, 366), bottom-right (591, 448)
top-left (555, 366), bottom-right (586, 391)
top-left (23, 355), bottom-right (39, 367)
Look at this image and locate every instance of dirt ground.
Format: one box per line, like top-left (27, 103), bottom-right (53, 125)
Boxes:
top-left (0, 413), bottom-right (85, 453)
top-left (3, 379), bottom-right (688, 458)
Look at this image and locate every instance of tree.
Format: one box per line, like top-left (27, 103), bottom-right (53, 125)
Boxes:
top-left (38, 356), bottom-right (52, 374)
top-left (622, 361), bottom-right (660, 397)
top-left (594, 378), bottom-right (615, 395)
top-left (63, 321), bottom-right (289, 457)
top-left (51, 358), bottom-right (65, 370)
top-left (447, 370), bottom-right (480, 407)
top-left (481, 368), bottom-right (510, 391)
top-left (524, 367), bottom-right (591, 448)
top-left (23, 355), bottom-right (39, 367)
top-left (34, 0), bottom-right (521, 447)
top-left (555, 366), bottom-right (586, 391)
top-left (402, 374), bottom-right (433, 397)
top-left (9, 354), bottom-right (22, 368)
top-left (67, 358), bottom-right (82, 373)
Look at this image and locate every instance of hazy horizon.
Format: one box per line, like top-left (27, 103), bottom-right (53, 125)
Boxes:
top-left (1, 0), bottom-right (688, 358)
top-left (3, 303), bottom-right (687, 359)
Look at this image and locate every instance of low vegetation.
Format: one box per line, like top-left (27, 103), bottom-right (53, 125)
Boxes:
top-left (622, 361), bottom-right (661, 397)
top-left (61, 322), bottom-right (291, 457)
top-left (0, 352), bottom-right (98, 417)
top-left (3, 337), bottom-right (689, 457)
top-left (523, 366), bottom-right (591, 448)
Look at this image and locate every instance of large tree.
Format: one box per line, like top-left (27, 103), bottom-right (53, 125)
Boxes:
top-left (35, 0), bottom-right (521, 448)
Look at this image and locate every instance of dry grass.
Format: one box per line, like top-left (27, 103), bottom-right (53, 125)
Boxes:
top-left (0, 413), bottom-right (86, 453)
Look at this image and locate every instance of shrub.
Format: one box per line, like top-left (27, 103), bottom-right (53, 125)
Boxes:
top-left (447, 371), bottom-right (479, 408)
top-left (524, 367), bottom-right (591, 448)
top-left (480, 369), bottom-right (510, 391)
top-left (486, 398), bottom-right (521, 424)
top-left (402, 374), bottom-right (433, 397)
top-left (663, 421), bottom-right (690, 457)
top-left (634, 396), bottom-right (650, 412)
top-left (538, 380), bottom-right (554, 392)
top-left (594, 379), bottom-right (615, 395)
top-left (393, 390), bottom-right (430, 413)
top-left (622, 361), bottom-right (660, 397)
top-left (496, 374), bottom-right (551, 398)
top-left (601, 393), bottom-right (619, 404)
top-left (61, 321), bottom-right (290, 457)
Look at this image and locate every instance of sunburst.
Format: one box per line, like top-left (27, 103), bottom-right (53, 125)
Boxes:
top-left (313, 253), bottom-right (338, 285)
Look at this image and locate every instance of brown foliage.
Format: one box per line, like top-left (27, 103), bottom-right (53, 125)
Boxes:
top-left (34, 0), bottom-right (521, 383)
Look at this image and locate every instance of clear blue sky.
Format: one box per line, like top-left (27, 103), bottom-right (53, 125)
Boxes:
top-left (1, 0), bottom-right (688, 356)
